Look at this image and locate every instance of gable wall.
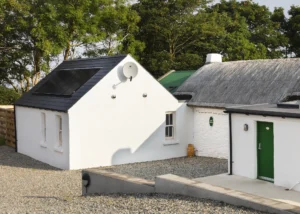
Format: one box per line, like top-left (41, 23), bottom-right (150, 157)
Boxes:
top-left (193, 107), bottom-right (229, 159)
top-left (16, 106), bottom-right (69, 169)
top-left (68, 55), bottom-right (193, 169)
top-left (231, 113), bottom-right (300, 192)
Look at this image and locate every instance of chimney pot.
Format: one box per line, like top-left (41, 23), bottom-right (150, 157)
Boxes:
top-left (206, 53), bottom-right (222, 64)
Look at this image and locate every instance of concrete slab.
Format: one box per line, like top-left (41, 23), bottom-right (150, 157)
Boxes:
top-left (157, 174), bottom-right (300, 214)
top-left (195, 174), bottom-right (300, 208)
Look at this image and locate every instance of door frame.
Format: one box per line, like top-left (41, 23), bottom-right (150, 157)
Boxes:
top-left (256, 121), bottom-right (274, 183)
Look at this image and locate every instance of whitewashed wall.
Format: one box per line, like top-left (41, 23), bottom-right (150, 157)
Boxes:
top-left (68, 55), bottom-right (194, 169)
top-left (16, 106), bottom-right (69, 169)
top-left (193, 107), bottom-right (229, 159)
top-left (232, 113), bottom-right (300, 192)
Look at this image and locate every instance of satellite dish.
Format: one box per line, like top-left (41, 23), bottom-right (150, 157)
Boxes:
top-left (123, 62), bottom-right (138, 81)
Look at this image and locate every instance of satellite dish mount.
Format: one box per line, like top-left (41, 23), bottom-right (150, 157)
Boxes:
top-left (123, 62), bottom-right (138, 82)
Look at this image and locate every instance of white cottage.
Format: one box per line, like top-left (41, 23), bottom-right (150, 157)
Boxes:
top-left (15, 55), bottom-right (193, 170)
top-left (175, 56), bottom-right (300, 160)
top-left (226, 101), bottom-right (300, 192)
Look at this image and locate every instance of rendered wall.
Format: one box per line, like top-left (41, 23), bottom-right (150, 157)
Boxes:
top-left (231, 113), bottom-right (300, 192)
top-left (193, 107), bottom-right (229, 159)
top-left (68, 55), bottom-right (194, 169)
top-left (16, 106), bottom-right (69, 169)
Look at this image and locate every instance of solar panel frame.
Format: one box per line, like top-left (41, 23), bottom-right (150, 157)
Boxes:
top-left (33, 67), bottom-right (101, 97)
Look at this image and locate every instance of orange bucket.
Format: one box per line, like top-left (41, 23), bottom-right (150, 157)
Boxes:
top-left (187, 144), bottom-right (195, 157)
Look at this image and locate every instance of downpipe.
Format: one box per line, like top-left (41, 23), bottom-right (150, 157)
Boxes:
top-left (287, 181), bottom-right (300, 191)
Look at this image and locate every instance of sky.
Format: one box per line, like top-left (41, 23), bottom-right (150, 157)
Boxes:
top-left (252, 0), bottom-right (297, 13)
top-left (214, 0), bottom-right (299, 15)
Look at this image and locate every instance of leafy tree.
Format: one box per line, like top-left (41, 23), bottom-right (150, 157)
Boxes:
top-left (132, 0), bottom-right (214, 77)
top-left (210, 0), bottom-right (288, 59)
top-left (0, 86), bottom-right (20, 105)
top-left (287, 6), bottom-right (300, 57)
top-left (84, 0), bottom-right (144, 58)
top-left (0, 0), bottom-right (62, 92)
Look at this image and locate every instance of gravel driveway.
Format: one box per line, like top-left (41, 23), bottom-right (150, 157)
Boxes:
top-left (0, 146), bottom-right (266, 214)
top-left (102, 156), bottom-right (228, 180)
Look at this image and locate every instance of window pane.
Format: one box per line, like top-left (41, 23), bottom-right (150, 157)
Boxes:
top-left (169, 126), bottom-right (173, 137)
top-left (170, 114), bottom-right (173, 125)
top-left (166, 114), bottom-right (169, 125)
top-left (165, 127), bottom-right (169, 137)
top-left (59, 117), bottom-right (62, 130)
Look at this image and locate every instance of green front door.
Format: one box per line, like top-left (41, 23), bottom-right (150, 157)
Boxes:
top-left (257, 122), bottom-right (274, 182)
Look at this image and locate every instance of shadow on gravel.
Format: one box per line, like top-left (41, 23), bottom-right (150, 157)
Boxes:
top-left (0, 146), bottom-right (58, 171)
top-left (102, 156), bottom-right (228, 181)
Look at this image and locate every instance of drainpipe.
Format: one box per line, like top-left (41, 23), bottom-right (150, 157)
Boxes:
top-left (14, 104), bottom-right (18, 153)
top-left (229, 113), bottom-right (233, 175)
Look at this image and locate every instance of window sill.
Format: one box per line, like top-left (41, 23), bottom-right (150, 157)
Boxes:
top-left (163, 140), bottom-right (179, 146)
top-left (40, 142), bottom-right (47, 148)
top-left (54, 146), bottom-right (63, 153)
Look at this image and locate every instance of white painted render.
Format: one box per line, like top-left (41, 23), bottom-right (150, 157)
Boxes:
top-left (68, 55), bottom-right (194, 169)
top-left (193, 107), bottom-right (229, 159)
top-left (16, 106), bottom-right (69, 169)
top-left (231, 113), bottom-right (300, 192)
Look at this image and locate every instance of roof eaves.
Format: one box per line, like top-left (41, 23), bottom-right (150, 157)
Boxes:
top-left (224, 108), bottom-right (300, 119)
top-left (158, 70), bottom-right (176, 81)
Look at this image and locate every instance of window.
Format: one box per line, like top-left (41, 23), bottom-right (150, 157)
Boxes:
top-left (41, 112), bottom-right (46, 145)
top-left (165, 112), bottom-right (175, 139)
top-left (56, 115), bottom-right (63, 147)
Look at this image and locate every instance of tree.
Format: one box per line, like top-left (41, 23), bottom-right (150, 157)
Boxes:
top-left (84, 0), bottom-right (144, 58)
top-left (287, 6), bottom-right (300, 57)
top-left (132, 0), bottom-right (214, 77)
top-left (210, 0), bottom-right (288, 59)
top-left (0, 86), bottom-right (20, 104)
top-left (0, 0), bottom-right (62, 93)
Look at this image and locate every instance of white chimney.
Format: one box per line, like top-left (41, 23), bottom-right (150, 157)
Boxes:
top-left (206, 53), bottom-right (222, 64)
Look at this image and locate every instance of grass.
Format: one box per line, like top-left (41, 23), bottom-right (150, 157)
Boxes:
top-left (0, 136), bottom-right (5, 146)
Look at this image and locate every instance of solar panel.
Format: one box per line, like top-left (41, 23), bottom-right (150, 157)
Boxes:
top-left (33, 68), bottom-right (99, 97)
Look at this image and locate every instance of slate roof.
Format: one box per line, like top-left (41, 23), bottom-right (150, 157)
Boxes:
top-left (159, 70), bottom-right (196, 93)
top-left (175, 58), bottom-right (300, 108)
top-left (15, 55), bottom-right (127, 112)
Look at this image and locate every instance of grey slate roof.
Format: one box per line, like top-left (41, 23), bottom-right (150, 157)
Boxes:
top-left (15, 55), bottom-right (127, 112)
top-left (175, 58), bottom-right (300, 108)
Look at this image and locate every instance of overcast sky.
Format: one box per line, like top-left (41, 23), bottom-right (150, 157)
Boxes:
top-left (214, 0), bottom-right (299, 15)
top-left (252, 0), bottom-right (298, 12)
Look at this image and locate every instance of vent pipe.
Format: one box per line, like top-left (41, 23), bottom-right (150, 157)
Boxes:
top-left (206, 53), bottom-right (222, 64)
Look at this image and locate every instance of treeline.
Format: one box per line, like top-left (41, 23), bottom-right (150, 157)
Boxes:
top-left (1, 0), bottom-right (300, 94)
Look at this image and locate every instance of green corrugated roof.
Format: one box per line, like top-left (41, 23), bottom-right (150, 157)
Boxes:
top-left (159, 70), bottom-right (196, 93)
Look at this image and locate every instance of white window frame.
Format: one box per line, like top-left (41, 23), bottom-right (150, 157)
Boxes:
top-left (165, 112), bottom-right (175, 140)
top-left (54, 115), bottom-right (63, 153)
top-left (40, 112), bottom-right (47, 147)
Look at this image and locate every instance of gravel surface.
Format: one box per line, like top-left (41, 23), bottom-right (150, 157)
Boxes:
top-left (102, 156), bottom-right (228, 180)
top-left (0, 146), bottom-right (267, 214)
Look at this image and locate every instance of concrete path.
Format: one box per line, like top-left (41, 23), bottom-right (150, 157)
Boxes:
top-left (195, 174), bottom-right (300, 208)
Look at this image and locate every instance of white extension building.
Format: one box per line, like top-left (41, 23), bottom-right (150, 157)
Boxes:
top-left (226, 101), bottom-right (300, 192)
top-left (15, 55), bottom-right (193, 170)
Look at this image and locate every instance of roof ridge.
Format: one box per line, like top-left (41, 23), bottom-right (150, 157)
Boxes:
top-left (64, 54), bottom-right (128, 62)
top-left (221, 58), bottom-right (300, 64)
